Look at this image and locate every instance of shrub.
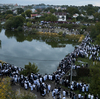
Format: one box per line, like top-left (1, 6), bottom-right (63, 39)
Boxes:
top-left (27, 22), bottom-right (32, 27)
top-left (17, 26), bottom-right (23, 31)
top-left (20, 62), bottom-right (39, 76)
top-left (58, 31), bottom-right (63, 35)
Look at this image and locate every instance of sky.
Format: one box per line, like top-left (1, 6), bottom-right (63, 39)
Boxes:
top-left (1, 0), bottom-right (100, 6)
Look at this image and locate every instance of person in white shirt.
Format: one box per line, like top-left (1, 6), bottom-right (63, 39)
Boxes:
top-left (47, 84), bottom-right (51, 93)
top-left (91, 94), bottom-right (94, 99)
top-left (30, 84), bottom-right (33, 91)
top-left (88, 93), bottom-right (91, 99)
top-left (63, 89), bottom-right (66, 97)
top-left (24, 83), bottom-right (28, 90)
top-left (62, 96), bottom-right (66, 99)
top-left (78, 93), bottom-right (81, 99)
top-left (52, 90), bottom-right (56, 99)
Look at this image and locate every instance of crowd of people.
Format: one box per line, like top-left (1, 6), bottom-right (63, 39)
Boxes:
top-left (0, 34), bottom-right (100, 99)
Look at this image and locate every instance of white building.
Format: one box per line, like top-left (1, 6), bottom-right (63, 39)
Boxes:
top-left (31, 9), bottom-right (36, 13)
top-left (88, 15), bottom-right (94, 19)
top-left (54, 12), bottom-right (66, 21)
top-left (73, 13), bottom-right (79, 18)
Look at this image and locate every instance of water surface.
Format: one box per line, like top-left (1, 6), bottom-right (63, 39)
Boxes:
top-left (0, 29), bottom-right (75, 74)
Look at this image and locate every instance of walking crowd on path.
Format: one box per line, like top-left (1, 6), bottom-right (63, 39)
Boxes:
top-left (0, 34), bottom-right (100, 99)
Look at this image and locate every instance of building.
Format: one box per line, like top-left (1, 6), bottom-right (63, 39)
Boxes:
top-left (88, 15), bottom-right (94, 20)
top-left (73, 13), bottom-right (79, 18)
top-left (31, 14), bottom-right (41, 19)
top-left (54, 12), bottom-right (66, 21)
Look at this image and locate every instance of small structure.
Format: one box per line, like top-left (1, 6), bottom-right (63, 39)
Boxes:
top-left (73, 13), bottom-right (79, 18)
top-left (88, 15), bottom-right (94, 20)
top-left (54, 12), bottom-right (66, 21)
top-left (31, 14), bottom-right (41, 19)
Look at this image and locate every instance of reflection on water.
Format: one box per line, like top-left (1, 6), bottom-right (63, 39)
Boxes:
top-left (0, 40), bottom-right (1, 48)
top-left (0, 29), bottom-right (76, 74)
top-left (5, 30), bottom-right (78, 47)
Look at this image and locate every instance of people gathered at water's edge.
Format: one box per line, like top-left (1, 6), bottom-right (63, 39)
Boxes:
top-left (0, 34), bottom-right (100, 99)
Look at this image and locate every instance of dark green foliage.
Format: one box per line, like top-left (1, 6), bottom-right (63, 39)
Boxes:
top-left (4, 20), bottom-right (13, 30)
top-left (90, 63), bottom-right (100, 96)
top-left (76, 68), bottom-right (90, 77)
top-left (25, 9), bottom-right (32, 17)
top-left (20, 62), bottom-right (39, 76)
top-left (27, 22), bottom-right (32, 27)
top-left (21, 12), bottom-right (25, 18)
top-left (87, 6), bottom-right (95, 15)
top-left (17, 8), bottom-right (24, 14)
top-left (45, 13), bottom-right (58, 21)
top-left (5, 10), bottom-right (13, 14)
top-left (80, 30), bottom-right (84, 34)
top-left (5, 16), bottom-right (25, 30)
top-left (90, 22), bottom-right (100, 39)
top-left (5, 14), bottom-right (13, 19)
top-left (67, 7), bottom-right (80, 16)
top-left (94, 12), bottom-right (100, 21)
top-left (17, 26), bottom-right (23, 31)
top-left (13, 16), bottom-right (25, 28)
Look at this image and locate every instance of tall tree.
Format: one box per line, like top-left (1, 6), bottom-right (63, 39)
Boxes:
top-left (21, 12), bottom-right (25, 18)
top-left (25, 9), bottom-right (32, 17)
top-left (17, 8), bottom-right (24, 14)
top-left (67, 7), bottom-right (79, 16)
top-left (13, 16), bottom-right (25, 28)
top-left (5, 10), bottom-right (13, 14)
top-left (4, 20), bottom-right (13, 30)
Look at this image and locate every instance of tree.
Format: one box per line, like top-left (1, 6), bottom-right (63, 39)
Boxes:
top-left (20, 62), bottom-right (39, 76)
top-left (45, 14), bottom-right (58, 21)
top-left (96, 34), bottom-right (100, 45)
top-left (21, 12), bottom-right (25, 18)
top-left (25, 9), bottom-right (32, 17)
top-left (5, 15), bottom-right (25, 30)
top-left (5, 10), bottom-right (13, 14)
top-left (27, 22), bottom-right (32, 27)
top-left (50, 9), bottom-right (56, 13)
top-left (36, 9), bottom-right (41, 14)
top-left (13, 16), bottom-right (25, 28)
top-left (90, 63), bottom-right (100, 96)
top-left (90, 22), bottom-right (100, 39)
top-left (94, 12), bottom-right (100, 21)
top-left (67, 7), bottom-right (79, 16)
top-left (5, 14), bottom-right (13, 19)
top-left (87, 5), bottom-right (95, 15)
top-left (4, 20), bottom-right (13, 30)
top-left (17, 8), bottom-right (24, 14)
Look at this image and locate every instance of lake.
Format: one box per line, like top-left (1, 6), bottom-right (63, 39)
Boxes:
top-left (0, 29), bottom-right (76, 74)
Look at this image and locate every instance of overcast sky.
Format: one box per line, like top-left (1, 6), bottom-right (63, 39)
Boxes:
top-left (1, 0), bottom-right (100, 6)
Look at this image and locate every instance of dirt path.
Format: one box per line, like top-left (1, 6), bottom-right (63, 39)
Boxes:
top-left (11, 80), bottom-right (71, 99)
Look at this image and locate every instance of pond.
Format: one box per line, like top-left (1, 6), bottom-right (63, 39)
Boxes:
top-left (0, 29), bottom-right (76, 74)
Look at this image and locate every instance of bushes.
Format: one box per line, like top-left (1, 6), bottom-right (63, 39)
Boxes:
top-left (17, 26), bottom-right (23, 31)
top-left (60, 24), bottom-right (79, 30)
top-left (58, 31), bottom-right (63, 35)
top-left (27, 22), bottom-right (32, 27)
top-left (20, 62), bottom-right (39, 76)
top-left (76, 68), bottom-right (90, 77)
